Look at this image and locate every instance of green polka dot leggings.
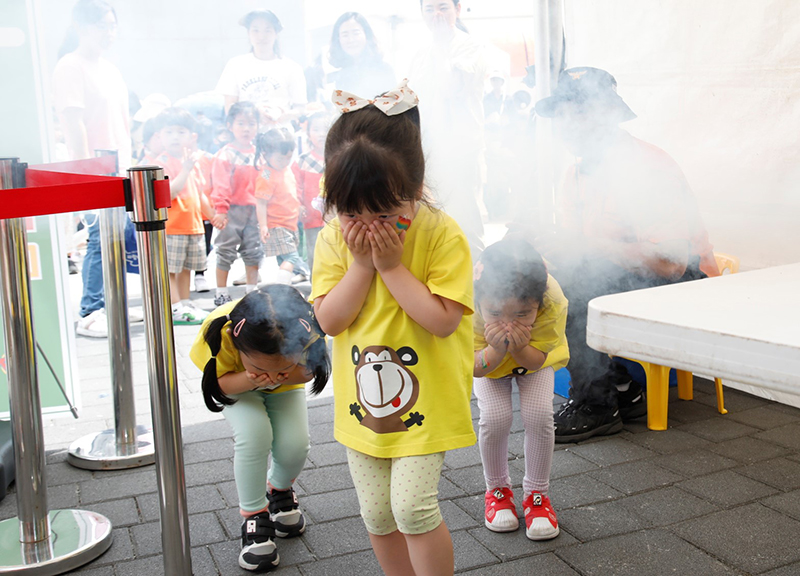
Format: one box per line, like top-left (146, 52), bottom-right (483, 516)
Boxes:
top-left (346, 448), bottom-right (445, 536)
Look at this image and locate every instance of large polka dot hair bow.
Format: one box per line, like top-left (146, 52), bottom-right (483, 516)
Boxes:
top-left (331, 78), bottom-right (419, 116)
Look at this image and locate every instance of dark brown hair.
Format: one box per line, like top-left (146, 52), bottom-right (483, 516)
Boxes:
top-left (201, 285), bottom-right (330, 412)
top-left (475, 235), bottom-right (548, 307)
top-left (323, 105), bottom-right (424, 215)
top-left (329, 12), bottom-right (383, 69)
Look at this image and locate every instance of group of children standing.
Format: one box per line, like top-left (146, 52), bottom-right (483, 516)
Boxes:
top-left (189, 81), bottom-right (569, 574)
top-left (140, 100), bottom-right (330, 325)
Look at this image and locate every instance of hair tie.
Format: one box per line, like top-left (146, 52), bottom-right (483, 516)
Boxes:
top-left (473, 261), bottom-right (484, 281)
top-left (232, 318), bottom-right (246, 337)
top-left (298, 318), bottom-right (311, 333)
top-left (332, 78), bottom-right (419, 116)
top-left (302, 332), bottom-right (321, 352)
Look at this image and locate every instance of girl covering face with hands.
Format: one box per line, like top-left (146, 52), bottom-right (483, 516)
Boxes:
top-left (473, 236), bottom-right (570, 541)
top-left (311, 81), bottom-right (475, 576)
top-left (189, 285), bottom-right (330, 573)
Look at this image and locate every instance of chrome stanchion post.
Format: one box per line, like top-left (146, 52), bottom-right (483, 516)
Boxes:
top-left (126, 165), bottom-right (192, 576)
top-left (0, 158), bottom-right (48, 545)
top-left (0, 157), bottom-right (112, 573)
top-left (67, 151), bottom-right (155, 470)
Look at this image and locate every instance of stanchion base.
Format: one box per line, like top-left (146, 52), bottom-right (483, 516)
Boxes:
top-left (67, 425), bottom-right (155, 470)
top-left (0, 509), bottom-right (112, 575)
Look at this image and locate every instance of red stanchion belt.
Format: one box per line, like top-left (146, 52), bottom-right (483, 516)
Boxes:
top-left (29, 155), bottom-right (118, 176)
top-left (0, 157), bottom-right (171, 220)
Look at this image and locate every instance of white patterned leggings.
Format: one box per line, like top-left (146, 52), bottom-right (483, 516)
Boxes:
top-left (473, 367), bottom-right (555, 495)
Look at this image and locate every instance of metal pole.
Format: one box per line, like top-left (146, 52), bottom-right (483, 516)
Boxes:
top-left (0, 157), bottom-right (112, 573)
top-left (534, 0), bottom-right (556, 230)
top-left (127, 165), bottom-right (192, 576)
top-left (0, 158), bottom-right (48, 545)
top-left (67, 151), bottom-right (155, 470)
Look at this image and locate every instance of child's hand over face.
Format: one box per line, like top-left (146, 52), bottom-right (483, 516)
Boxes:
top-left (246, 370), bottom-right (271, 389)
top-left (343, 220), bottom-right (374, 270)
top-left (369, 221), bottom-right (405, 273)
top-left (484, 322), bottom-right (509, 355)
top-left (506, 321), bottom-right (533, 354)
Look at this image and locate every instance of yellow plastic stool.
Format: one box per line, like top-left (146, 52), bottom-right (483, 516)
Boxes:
top-left (621, 360), bottom-right (727, 431)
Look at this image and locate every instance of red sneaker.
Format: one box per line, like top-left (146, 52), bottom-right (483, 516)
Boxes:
top-left (484, 487), bottom-right (519, 532)
top-left (522, 492), bottom-right (559, 540)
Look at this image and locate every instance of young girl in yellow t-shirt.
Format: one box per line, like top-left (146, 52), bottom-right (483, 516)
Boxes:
top-left (311, 80), bottom-right (475, 576)
top-left (189, 284), bottom-right (329, 573)
top-left (473, 235), bottom-right (569, 541)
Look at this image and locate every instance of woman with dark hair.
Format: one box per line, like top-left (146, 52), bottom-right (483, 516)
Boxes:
top-left (216, 10), bottom-right (307, 130)
top-left (328, 12), bottom-right (395, 98)
top-left (53, 0), bottom-right (132, 338)
top-left (409, 0), bottom-right (488, 259)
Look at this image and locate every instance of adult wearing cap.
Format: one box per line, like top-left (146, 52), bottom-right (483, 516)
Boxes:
top-left (534, 67), bottom-right (718, 443)
top-left (216, 10), bottom-right (307, 130)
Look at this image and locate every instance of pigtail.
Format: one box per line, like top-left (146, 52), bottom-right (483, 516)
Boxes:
top-left (304, 307), bottom-right (330, 396)
top-left (304, 336), bottom-right (331, 396)
top-left (201, 315), bottom-right (238, 412)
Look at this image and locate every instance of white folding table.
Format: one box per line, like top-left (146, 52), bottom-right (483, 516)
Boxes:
top-left (586, 263), bottom-right (800, 429)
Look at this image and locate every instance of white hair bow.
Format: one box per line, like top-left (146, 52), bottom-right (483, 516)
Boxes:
top-left (331, 78), bottom-right (419, 116)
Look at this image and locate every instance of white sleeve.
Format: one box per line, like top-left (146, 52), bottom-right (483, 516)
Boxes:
top-left (215, 57), bottom-right (240, 98)
top-left (52, 56), bottom-right (85, 112)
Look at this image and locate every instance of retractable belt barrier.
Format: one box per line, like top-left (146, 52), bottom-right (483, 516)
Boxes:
top-left (0, 156), bottom-right (171, 220)
top-left (0, 157), bottom-right (192, 576)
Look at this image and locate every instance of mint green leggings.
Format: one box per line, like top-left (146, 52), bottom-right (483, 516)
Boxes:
top-left (223, 388), bottom-right (309, 513)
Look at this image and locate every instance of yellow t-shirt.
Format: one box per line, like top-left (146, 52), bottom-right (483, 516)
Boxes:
top-left (474, 275), bottom-right (570, 378)
top-left (311, 204), bottom-right (476, 458)
top-left (188, 301), bottom-right (305, 395)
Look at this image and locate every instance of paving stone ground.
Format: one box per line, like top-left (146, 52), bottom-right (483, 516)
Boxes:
top-left (3, 281), bottom-right (800, 575)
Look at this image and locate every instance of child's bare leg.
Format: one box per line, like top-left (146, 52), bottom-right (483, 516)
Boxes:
top-left (216, 268), bottom-right (229, 289)
top-left (177, 269), bottom-right (192, 301)
top-left (369, 531), bottom-right (415, 576)
top-left (169, 273), bottom-right (180, 305)
top-left (245, 264), bottom-right (259, 285)
top-left (405, 522), bottom-right (454, 576)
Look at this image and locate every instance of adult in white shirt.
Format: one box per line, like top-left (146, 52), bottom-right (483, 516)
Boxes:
top-left (216, 10), bottom-right (307, 130)
top-left (52, 0), bottom-right (132, 338)
top-left (53, 0), bottom-right (131, 170)
top-left (410, 0), bottom-right (488, 258)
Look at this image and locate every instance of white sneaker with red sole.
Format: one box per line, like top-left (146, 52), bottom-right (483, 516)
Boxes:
top-left (485, 487), bottom-right (519, 532)
top-left (523, 492), bottom-right (559, 540)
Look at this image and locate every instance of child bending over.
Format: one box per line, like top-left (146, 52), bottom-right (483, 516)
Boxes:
top-left (473, 236), bottom-right (569, 540)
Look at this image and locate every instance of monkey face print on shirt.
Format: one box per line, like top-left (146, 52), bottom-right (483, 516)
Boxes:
top-left (349, 345), bottom-right (425, 434)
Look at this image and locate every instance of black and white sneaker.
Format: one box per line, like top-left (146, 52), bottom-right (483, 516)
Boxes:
top-left (267, 487), bottom-right (306, 538)
top-left (554, 399), bottom-right (623, 443)
top-left (239, 514), bottom-right (279, 572)
top-left (618, 381), bottom-right (647, 421)
top-left (213, 292), bottom-right (233, 307)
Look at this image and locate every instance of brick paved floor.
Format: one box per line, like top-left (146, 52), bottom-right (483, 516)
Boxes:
top-left (3, 254), bottom-right (800, 574)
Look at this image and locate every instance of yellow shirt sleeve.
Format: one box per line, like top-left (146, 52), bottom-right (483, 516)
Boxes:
top-left (425, 224), bottom-right (475, 315)
top-left (189, 301), bottom-right (243, 377)
top-left (310, 221), bottom-right (347, 302)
